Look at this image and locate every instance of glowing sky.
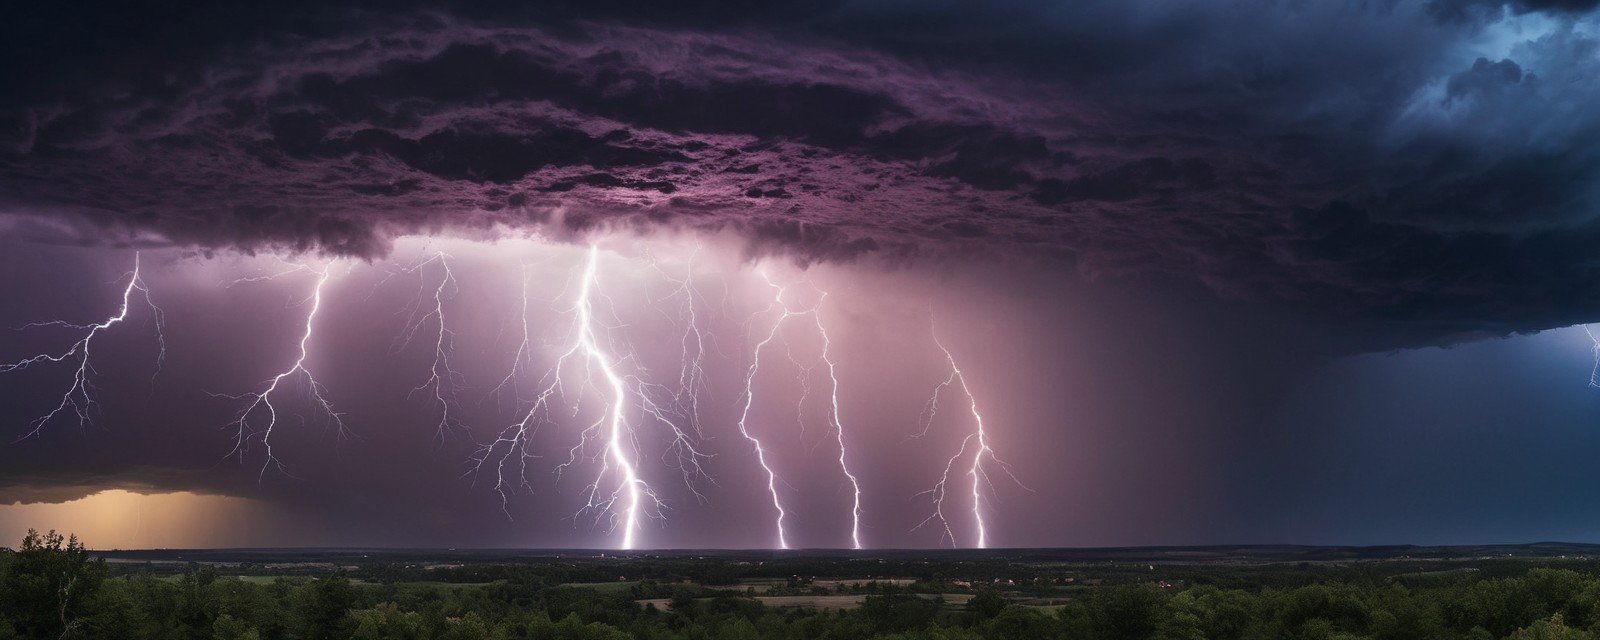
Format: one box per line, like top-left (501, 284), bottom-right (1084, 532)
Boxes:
top-left (0, 491), bottom-right (311, 549)
top-left (6, 0), bottom-right (1600, 549)
top-left (1, 237), bottom-right (1065, 549)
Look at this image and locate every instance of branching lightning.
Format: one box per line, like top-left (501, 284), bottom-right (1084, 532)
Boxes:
top-left (472, 266), bottom-right (540, 510)
top-left (567, 247), bottom-right (651, 549)
top-left (644, 248), bottom-right (714, 441)
top-left (470, 245), bottom-right (709, 549)
top-left (1586, 325), bottom-right (1600, 388)
top-left (0, 242), bottom-right (1035, 549)
top-left (1, 253), bottom-right (164, 439)
top-left (215, 264), bottom-right (351, 480)
top-left (736, 279), bottom-right (795, 550)
top-left (393, 253), bottom-right (466, 443)
top-left (913, 331), bottom-right (1025, 549)
top-left (738, 270), bottom-right (865, 550)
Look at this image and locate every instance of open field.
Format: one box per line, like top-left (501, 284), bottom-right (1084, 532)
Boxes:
top-left (637, 593), bottom-right (976, 611)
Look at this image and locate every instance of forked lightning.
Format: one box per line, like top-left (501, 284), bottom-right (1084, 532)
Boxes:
top-left (216, 264), bottom-right (351, 480)
top-left (471, 245), bottom-right (708, 549)
top-left (2, 253), bottom-right (164, 439)
top-left (738, 270), bottom-right (865, 550)
top-left (914, 331), bottom-right (1024, 548)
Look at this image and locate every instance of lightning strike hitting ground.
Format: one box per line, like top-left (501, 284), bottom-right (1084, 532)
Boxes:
top-left (0, 243), bottom-right (1032, 547)
top-left (815, 306), bottom-right (866, 550)
top-left (913, 332), bottom-right (1024, 549)
top-left (393, 253), bottom-right (465, 442)
top-left (470, 245), bottom-right (708, 549)
top-left (1, 253), bottom-right (164, 439)
top-left (216, 264), bottom-right (351, 480)
top-left (570, 247), bottom-right (650, 549)
top-left (736, 280), bottom-right (796, 550)
top-left (738, 270), bottom-right (865, 550)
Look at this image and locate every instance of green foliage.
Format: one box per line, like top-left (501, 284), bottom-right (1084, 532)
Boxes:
top-left (0, 529), bottom-right (107, 638)
top-left (213, 613), bottom-right (261, 640)
top-left (350, 603), bottom-right (425, 640)
top-left (982, 606), bottom-right (1062, 639)
top-left (19, 531), bottom-right (1600, 639)
top-left (290, 575), bottom-right (359, 639)
top-left (859, 592), bottom-right (941, 633)
top-left (1078, 584), bottom-right (1170, 640)
top-left (1512, 614), bottom-right (1592, 640)
top-left (966, 588), bottom-right (1007, 621)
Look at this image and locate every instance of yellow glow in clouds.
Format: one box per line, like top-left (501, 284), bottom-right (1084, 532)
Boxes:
top-left (0, 490), bottom-right (308, 549)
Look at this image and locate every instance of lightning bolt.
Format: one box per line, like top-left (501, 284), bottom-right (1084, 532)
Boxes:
top-left (2, 252), bottom-right (164, 439)
top-left (215, 263), bottom-right (351, 480)
top-left (488, 265), bottom-right (534, 411)
top-left (471, 245), bottom-right (707, 548)
top-left (738, 270), bottom-right (865, 550)
top-left (643, 248), bottom-right (714, 441)
top-left (1586, 325), bottom-right (1600, 388)
top-left (737, 278), bottom-right (795, 550)
top-left (393, 252), bottom-right (465, 443)
top-left (471, 266), bottom-right (540, 513)
top-left (569, 245), bottom-right (650, 549)
top-left (913, 331), bottom-right (1024, 549)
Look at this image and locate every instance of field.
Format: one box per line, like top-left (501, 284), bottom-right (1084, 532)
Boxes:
top-left (636, 592), bottom-right (975, 611)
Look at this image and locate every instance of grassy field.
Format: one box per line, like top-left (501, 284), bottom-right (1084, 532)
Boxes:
top-left (812, 578), bottom-right (918, 589)
top-left (732, 577), bottom-right (922, 593)
top-left (560, 580), bottom-right (640, 592)
top-left (153, 575), bottom-right (508, 588)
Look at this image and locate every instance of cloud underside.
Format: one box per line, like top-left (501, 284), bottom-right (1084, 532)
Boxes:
top-left (5, 3), bottom-right (1600, 349)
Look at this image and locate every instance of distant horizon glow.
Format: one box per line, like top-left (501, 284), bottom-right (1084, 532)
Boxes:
top-left (0, 490), bottom-right (306, 550)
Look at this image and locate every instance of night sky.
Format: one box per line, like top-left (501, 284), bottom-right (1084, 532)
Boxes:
top-left (4, 0), bottom-right (1600, 549)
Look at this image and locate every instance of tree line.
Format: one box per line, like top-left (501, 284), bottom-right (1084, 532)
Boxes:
top-left (6, 530), bottom-right (1600, 639)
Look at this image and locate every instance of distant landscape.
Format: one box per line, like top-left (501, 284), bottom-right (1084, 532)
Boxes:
top-left (8, 532), bottom-right (1600, 638)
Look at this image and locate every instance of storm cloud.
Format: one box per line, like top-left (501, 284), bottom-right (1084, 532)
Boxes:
top-left (5, 1), bottom-right (1600, 349)
top-left (11, 0), bottom-right (1600, 549)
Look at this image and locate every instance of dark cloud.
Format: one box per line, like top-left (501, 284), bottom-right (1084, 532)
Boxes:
top-left (1430, 0), bottom-right (1600, 22)
top-left (14, 1), bottom-right (1600, 548)
top-left (5, 1), bottom-right (1600, 351)
top-left (1445, 57), bottom-right (1526, 101)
